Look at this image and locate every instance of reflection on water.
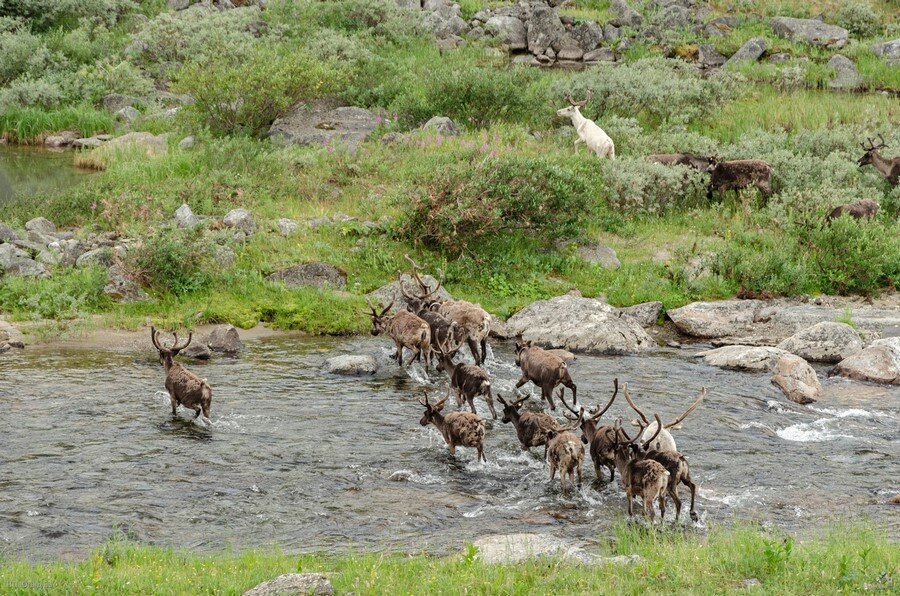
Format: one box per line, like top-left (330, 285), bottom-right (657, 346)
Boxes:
top-left (0, 336), bottom-right (897, 560)
top-left (0, 145), bottom-right (91, 203)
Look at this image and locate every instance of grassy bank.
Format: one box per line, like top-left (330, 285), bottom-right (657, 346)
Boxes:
top-left (1, 524), bottom-right (896, 594)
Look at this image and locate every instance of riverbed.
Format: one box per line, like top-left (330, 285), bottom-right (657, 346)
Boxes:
top-left (0, 335), bottom-right (897, 561)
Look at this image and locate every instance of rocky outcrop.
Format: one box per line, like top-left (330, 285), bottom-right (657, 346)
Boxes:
top-left (266, 263), bottom-right (347, 290)
top-left (485, 15), bottom-right (527, 49)
top-left (472, 533), bottom-right (641, 565)
top-left (776, 322), bottom-right (863, 363)
top-left (506, 294), bottom-right (654, 354)
top-left (771, 354), bottom-right (821, 404)
top-left (422, 116), bottom-right (460, 136)
top-left (104, 264), bottom-right (151, 303)
top-left (243, 573), bottom-right (333, 596)
top-left (698, 44), bottom-right (726, 67)
top-left (725, 37), bottom-right (766, 65)
top-left (322, 354), bottom-right (378, 375)
top-left (617, 301), bottom-right (662, 327)
top-left (609, 0), bottom-right (642, 27)
top-left (830, 338), bottom-right (900, 385)
top-left (872, 38), bottom-right (900, 66)
top-left (207, 325), bottom-right (245, 354)
top-left (827, 55), bottom-right (861, 89)
top-left (223, 208), bottom-right (255, 236)
top-left (175, 203), bottom-right (201, 229)
top-left (268, 100), bottom-right (379, 151)
top-left (697, 345), bottom-right (789, 372)
top-left (770, 17), bottom-right (848, 48)
top-left (667, 300), bottom-right (764, 339)
top-left (0, 244), bottom-right (49, 278)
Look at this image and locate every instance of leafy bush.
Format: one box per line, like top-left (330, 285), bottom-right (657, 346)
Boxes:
top-left (127, 227), bottom-right (213, 296)
top-left (0, 0), bottom-right (136, 31)
top-left (599, 158), bottom-right (709, 213)
top-left (835, 2), bottom-right (881, 38)
top-left (0, 75), bottom-right (62, 109)
top-left (0, 267), bottom-right (109, 319)
top-left (317, 0), bottom-right (424, 41)
top-left (397, 155), bottom-right (596, 254)
top-left (175, 46), bottom-right (345, 136)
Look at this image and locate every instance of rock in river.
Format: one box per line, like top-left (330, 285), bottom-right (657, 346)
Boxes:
top-left (207, 325), bottom-right (245, 354)
top-left (322, 354), bottom-right (378, 375)
top-left (696, 345), bottom-right (789, 372)
top-left (776, 321), bottom-right (863, 363)
top-left (771, 354), bottom-right (821, 404)
top-left (667, 300), bottom-right (764, 339)
top-left (829, 338), bottom-right (900, 385)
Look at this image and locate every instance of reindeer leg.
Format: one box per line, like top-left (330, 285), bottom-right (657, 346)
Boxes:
top-left (658, 493), bottom-right (666, 524)
top-left (644, 495), bottom-right (654, 522)
top-left (544, 386), bottom-right (556, 410)
top-left (168, 390), bottom-right (178, 415)
top-left (448, 439), bottom-right (456, 456)
top-left (468, 396), bottom-right (477, 416)
top-left (466, 338), bottom-right (481, 365)
top-left (561, 470), bottom-right (568, 497)
top-left (576, 465), bottom-right (582, 487)
top-left (395, 341), bottom-right (404, 366)
top-left (626, 487), bottom-right (634, 517)
top-left (480, 337), bottom-right (488, 362)
top-left (685, 478), bottom-right (698, 522)
top-left (608, 463), bottom-right (616, 483)
top-left (669, 486), bottom-right (682, 522)
top-left (514, 375), bottom-right (529, 396)
top-left (484, 387), bottom-right (497, 420)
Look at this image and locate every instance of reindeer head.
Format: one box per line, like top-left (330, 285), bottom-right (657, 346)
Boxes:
top-left (497, 393), bottom-right (528, 424)
top-left (513, 336), bottom-right (532, 367)
top-left (150, 326), bottom-right (192, 367)
top-left (556, 90), bottom-right (593, 119)
top-left (400, 254), bottom-right (444, 313)
top-left (434, 336), bottom-right (463, 373)
top-left (365, 298), bottom-right (394, 337)
top-left (562, 379), bottom-right (618, 444)
top-left (418, 391), bottom-right (447, 426)
top-left (858, 134), bottom-right (888, 168)
top-left (612, 415), bottom-right (661, 461)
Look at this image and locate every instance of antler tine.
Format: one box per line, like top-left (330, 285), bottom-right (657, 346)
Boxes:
top-left (565, 93), bottom-right (576, 106)
top-left (622, 383), bottom-right (650, 424)
top-left (642, 414), bottom-right (663, 450)
top-left (404, 254), bottom-right (431, 295)
top-left (364, 296), bottom-right (379, 314)
top-left (419, 268), bottom-right (444, 299)
top-left (497, 393), bottom-right (509, 407)
top-left (419, 390), bottom-right (430, 407)
top-left (591, 378), bottom-right (619, 420)
top-left (877, 133), bottom-right (888, 148)
top-left (172, 331), bottom-right (192, 351)
top-left (397, 270), bottom-right (416, 302)
top-left (150, 326), bottom-right (162, 351)
top-left (512, 394), bottom-right (529, 407)
top-left (558, 407), bottom-right (585, 431)
top-left (666, 387), bottom-right (706, 429)
top-left (558, 388), bottom-right (580, 416)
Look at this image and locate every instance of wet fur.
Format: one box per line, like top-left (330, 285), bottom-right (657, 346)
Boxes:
top-left (546, 430), bottom-right (584, 497)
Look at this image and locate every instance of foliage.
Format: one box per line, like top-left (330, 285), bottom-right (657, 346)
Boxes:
top-left (127, 227), bottom-right (212, 296)
top-left (834, 2), bottom-right (882, 37)
top-left (599, 158), bottom-right (710, 213)
top-left (0, 0), bottom-right (136, 31)
top-left (0, 267), bottom-right (109, 319)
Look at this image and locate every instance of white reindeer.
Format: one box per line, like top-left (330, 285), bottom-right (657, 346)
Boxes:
top-left (556, 91), bottom-right (615, 159)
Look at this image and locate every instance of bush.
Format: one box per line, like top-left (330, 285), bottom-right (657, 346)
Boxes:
top-left (835, 2), bottom-right (881, 38)
top-left (599, 158), bottom-right (709, 213)
top-left (0, 0), bottom-right (136, 31)
top-left (317, 0), bottom-right (424, 41)
top-left (0, 75), bottom-right (62, 109)
top-left (175, 46), bottom-right (345, 137)
top-left (397, 155), bottom-right (595, 255)
top-left (805, 217), bottom-right (900, 295)
top-left (0, 267), bottom-right (109, 319)
top-left (127, 227), bottom-right (213, 296)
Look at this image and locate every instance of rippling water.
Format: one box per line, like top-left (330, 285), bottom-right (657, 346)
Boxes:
top-left (1, 336), bottom-right (897, 560)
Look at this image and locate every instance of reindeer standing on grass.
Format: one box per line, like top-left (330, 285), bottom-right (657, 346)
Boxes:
top-left (556, 90), bottom-right (615, 159)
top-left (857, 134), bottom-right (899, 186)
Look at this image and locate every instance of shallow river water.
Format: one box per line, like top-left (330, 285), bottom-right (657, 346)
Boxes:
top-left (0, 145), bottom-right (90, 203)
top-left (0, 336), bottom-right (897, 560)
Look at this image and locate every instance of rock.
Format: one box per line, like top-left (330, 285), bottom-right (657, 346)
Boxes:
top-left (212, 246), bottom-right (235, 269)
top-left (207, 325), bottom-right (245, 354)
top-left (526, 4), bottom-right (564, 56)
top-left (268, 100), bottom-right (379, 151)
top-left (872, 39), bottom-right (900, 66)
top-left (603, 24), bottom-right (621, 41)
top-left (769, 52), bottom-right (792, 62)
top-left (25, 217), bottom-right (56, 235)
top-left (103, 265), bottom-right (151, 303)
top-left (43, 131), bottom-right (79, 148)
top-left (512, 54), bottom-right (542, 66)
top-left (0, 222), bottom-right (19, 243)
top-left (266, 262), bottom-right (347, 290)
top-left (743, 579), bottom-right (762, 588)
top-left (472, 533), bottom-right (641, 566)
top-left (45, 239), bottom-right (83, 267)
top-left (571, 21), bottom-right (603, 52)
top-left (116, 106), bottom-right (140, 123)
top-left (776, 322), bottom-right (863, 363)
top-left (322, 354), bottom-right (378, 375)
top-left (367, 274), bottom-right (452, 311)
top-left (725, 37), bottom-right (767, 65)
top-left (388, 470), bottom-right (412, 481)
top-left (698, 44), bottom-right (727, 67)
top-left (243, 573), bottom-right (333, 596)
top-left (484, 15), bottom-right (527, 50)
top-left (76, 247), bottom-right (115, 269)
top-left (506, 295), bottom-right (654, 354)
top-left (223, 208), bottom-right (255, 235)
top-left (175, 203), bottom-right (201, 229)
top-left (101, 93), bottom-right (139, 112)
top-left (546, 348), bottom-right (576, 362)
top-left (106, 132), bottom-right (168, 157)
top-left (422, 116), bottom-right (460, 136)
top-left (770, 17), bottom-right (848, 48)
top-left (488, 315), bottom-right (511, 340)
top-left (27, 229), bottom-right (57, 247)
top-left (697, 345), bottom-right (790, 372)
top-left (0, 244), bottom-right (48, 278)
top-left (182, 342), bottom-right (212, 360)
top-left (583, 48), bottom-right (616, 62)
top-left (617, 301), bottom-right (663, 327)
top-left (667, 300), bottom-right (764, 339)
top-left (72, 137), bottom-right (103, 149)
top-left (169, 0), bottom-right (192, 10)
top-left (655, 5), bottom-right (692, 30)
top-left (609, 0), bottom-right (642, 27)
top-left (577, 244), bottom-right (620, 269)
top-left (829, 337), bottom-right (900, 385)
top-left (277, 218), bottom-right (299, 236)
top-left (771, 354), bottom-right (821, 404)
top-left (827, 55), bottom-right (861, 89)
top-left (178, 135), bottom-right (195, 150)
top-left (380, 131), bottom-right (405, 145)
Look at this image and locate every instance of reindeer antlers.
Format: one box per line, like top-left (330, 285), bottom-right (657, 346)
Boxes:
top-left (622, 382), bottom-right (649, 425)
top-left (150, 326), bottom-right (192, 351)
top-left (666, 387), bottom-right (705, 429)
top-left (364, 296), bottom-right (393, 317)
top-left (861, 134), bottom-right (889, 152)
top-left (565, 89), bottom-right (593, 108)
top-left (590, 378), bottom-right (619, 420)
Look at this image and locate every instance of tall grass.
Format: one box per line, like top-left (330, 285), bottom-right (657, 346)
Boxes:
top-left (0, 106), bottom-right (114, 144)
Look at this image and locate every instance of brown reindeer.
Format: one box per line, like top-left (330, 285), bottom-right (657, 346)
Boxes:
top-left (561, 379), bottom-right (623, 483)
top-left (150, 327), bottom-right (212, 420)
top-left (622, 383), bottom-right (705, 453)
top-left (707, 158), bottom-right (773, 201)
top-left (434, 338), bottom-right (496, 419)
top-left (497, 393), bottom-right (561, 457)
top-left (825, 199), bottom-right (880, 222)
top-left (514, 337), bottom-right (577, 410)
top-left (634, 414), bottom-right (699, 522)
top-left (366, 298), bottom-right (431, 368)
top-left (612, 419), bottom-right (669, 523)
top-left (545, 414), bottom-right (585, 497)
top-left (418, 390), bottom-right (486, 462)
top-left (400, 272), bottom-right (461, 363)
top-left (858, 134), bottom-right (899, 186)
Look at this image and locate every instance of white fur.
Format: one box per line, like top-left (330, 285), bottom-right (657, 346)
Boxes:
top-left (556, 105), bottom-right (615, 159)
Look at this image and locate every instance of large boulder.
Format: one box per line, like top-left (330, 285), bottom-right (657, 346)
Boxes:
top-left (667, 300), bottom-right (764, 339)
top-left (526, 4), bottom-right (564, 56)
top-left (609, 0), bottom-right (642, 27)
top-left (698, 44), bottom-right (727, 67)
top-left (223, 208), bottom-right (255, 235)
top-left (268, 101), bottom-right (379, 151)
top-left (617, 301), bottom-right (662, 327)
top-left (506, 294), bottom-right (654, 354)
top-left (776, 322), bottom-right (863, 363)
top-left (0, 244), bottom-right (49, 278)
top-left (484, 15), bottom-right (527, 49)
top-left (571, 21), bottom-right (603, 52)
top-left (576, 243), bottom-right (620, 269)
top-left (770, 17), bottom-right (848, 48)
top-left (872, 39), bottom-right (900, 66)
top-left (243, 573), bottom-right (333, 596)
top-left (322, 354), bottom-right (378, 375)
top-left (367, 274), bottom-right (452, 311)
top-left (266, 262), bottom-right (347, 290)
top-left (696, 345), bottom-right (790, 372)
top-left (829, 338), bottom-right (900, 385)
top-left (771, 354), bottom-right (821, 404)
top-left (725, 37), bottom-right (767, 65)
top-left (0, 222), bottom-right (19, 243)
top-left (25, 217), bottom-right (56, 235)
top-left (76, 247), bottom-right (116, 269)
top-left (655, 5), bottom-right (693, 30)
top-left (422, 116), bottom-right (460, 136)
top-left (208, 325), bottom-right (245, 354)
top-left (827, 55), bottom-right (861, 89)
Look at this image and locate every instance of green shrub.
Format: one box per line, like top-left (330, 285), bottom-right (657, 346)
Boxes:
top-left (317, 0), bottom-right (424, 41)
top-left (805, 217), bottom-right (900, 295)
top-left (599, 158), bottom-right (709, 213)
top-left (0, 267), bottom-right (109, 319)
top-left (0, 0), bottom-right (136, 31)
top-left (127, 227), bottom-right (213, 296)
top-left (397, 155), bottom-right (595, 255)
top-left (0, 75), bottom-right (62, 109)
top-left (175, 46), bottom-right (345, 137)
top-left (834, 2), bottom-right (881, 38)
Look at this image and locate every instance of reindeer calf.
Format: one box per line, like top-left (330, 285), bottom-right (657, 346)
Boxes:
top-left (498, 394), bottom-right (560, 457)
top-left (613, 421), bottom-right (670, 523)
top-left (151, 327), bottom-right (212, 420)
top-left (546, 429), bottom-right (584, 497)
top-left (514, 339), bottom-right (577, 410)
top-left (418, 392), bottom-right (486, 462)
top-left (825, 199), bottom-right (879, 222)
top-left (367, 299), bottom-right (431, 368)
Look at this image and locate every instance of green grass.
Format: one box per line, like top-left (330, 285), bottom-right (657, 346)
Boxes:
top-left (0, 524), bottom-right (895, 594)
top-left (0, 106), bottom-right (115, 144)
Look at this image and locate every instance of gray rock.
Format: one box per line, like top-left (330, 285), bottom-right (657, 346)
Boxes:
top-left (571, 21), bottom-right (603, 52)
top-left (829, 337), bottom-right (900, 385)
top-left (0, 222), bottom-right (19, 243)
top-left (583, 48), bottom-right (616, 62)
top-left (512, 54), bottom-right (542, 66)
top-left (577, 244), bottom-right (620, 269)
top-left (527, 4), bottom-right (564, 56)
top-left (277, 218), bottom-right (299, 236)
top-left (207, 325), bottom-right (245, 354)
top-left (603, 24), bottom-right (621, 41)
top-left (175, 203), bottom-right (201, 229)
top-left (116, 106), bottom-right (141, 123)
top-left (655, 5), bottom-right (692, 30)
top-left (698, 44), bottom-right (727, 67)
top-left (725, 37), bottom-right (767, 65)
top-left (178, 135), bottom-right (195, 150)
top-left (609, 0), bottom-right (642, 27)
top-left (26, 229), bottom-right (57, 247)
top-left (43, 131), bottom-right (78, 148)
top-left (827, 55), bottom-right (861, 89)
top-left (25, 217), bottom-right (56, 235)
top-left (771, 354), bottom-right (821, 404)
top-left (556, 45), bottom-right (584, 61)
top-left (697, 345), bottom-right (790, 372)
top-left (769, 52), bottom-right (792, 62)
top-left (422, 116), bottom-right (460, 136)
top-left (104, 265), bottom-right (151, 303)
top-left (776, 322), bottom-right (863, 363)
top-left (243, 573), bottom-right (333, 596)
top-left (223, 208), bottom-right (255, 235)
top-left (617, 301), bottom-right (663, 327)
top-left (0, 244), bottom-right (48, 278)
top-left (367, 274), bottom-right (452, 312)
top-left (169, 0), bottom-right (192, 10)
top-left (72, 137), bottom-right (103, 149)
top-left (506, 295), bottom-right (654, 354)
top-left (76, 247), bottom-right (115, 269)
top-left (771, 17), bottom-right (848, 48)
top-left (322, 354), bottom-right (378, 375)
top-left (268, 101), bottom-right (379, 151)
top-left (107, 132), bottom-right (168, 156)
top-left (472, 533), bottom-right (642, 566)
top-left (667, 300), bottom-right (764, 339)
top-left (45, 239), bottom-right (83, 267)
top-left (212, 245), bottom-right (235, 269)
top-left (182, 342), bottom-right (212, 360)
top-left (396, 0), bottom-right (421, 9)
top-left (267, 262), bottom-right (347, 290)
top-left (101, 93), bottom-right (139, 112)
top-left (484, 15), bottom-right (527, 50)
top-left (872, 38), bottom-right (900, 65)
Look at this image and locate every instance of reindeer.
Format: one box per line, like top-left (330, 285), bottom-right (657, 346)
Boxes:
top-left (514, 337), bottom-right (577, 410)
top-left (633, 414), bottom-right (699, 522)
top-left (561, 379), bottom-right (623, 483)
top-left (399, 272), bottom-right (460, 362)
top-left (647, 153), bottom-right (714, 171)
top-left (825, 199), bottom-right (880, 222)
top-left (434, 337), bottom-right (496, 419)
top-left (366, 298), bottom-right (431, 368)
top-left (497, 393), bottom-right (561, 457)
top-left (612, 419), bottom-right (669, 523)
top-left (707, 158), bottom-right (773, 201)
top-left (418, 390), bottom-right (486, 462)
top-left (622, 383), bottom-right (705, 453)
top-left (858, 134), bottom-right (899, 186)
top-left (150, 327), bottom-right (212, 420)
top-left (556, 90), bottom-right (615, 159)
top-left (545, 414), bottom-right (585, 497)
